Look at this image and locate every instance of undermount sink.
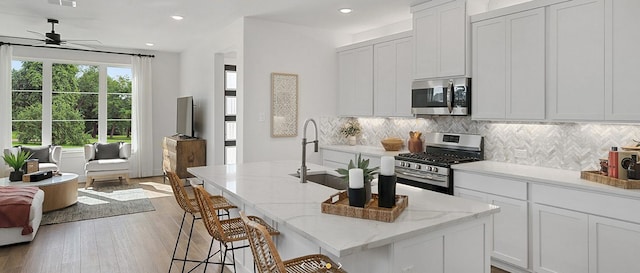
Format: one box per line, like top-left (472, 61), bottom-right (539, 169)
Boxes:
top-left (290, 173), bottom-right (347, 190)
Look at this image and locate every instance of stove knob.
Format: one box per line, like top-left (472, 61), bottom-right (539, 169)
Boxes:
top-left (416, 165), bottom-right (421, 170)
top-left (400, 162), bottom-right (405, 167)
top-left (406, 163), bottom-right (411, 168)
top-left (433, 167), bottom-right (438, 173)
top-left (427, 166), bottom-right (433, 171)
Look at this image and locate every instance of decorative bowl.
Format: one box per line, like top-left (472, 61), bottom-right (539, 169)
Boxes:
top-left (381, 138), bottom-right (404, 151)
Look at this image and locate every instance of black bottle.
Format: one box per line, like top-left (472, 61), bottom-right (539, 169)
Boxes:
top-left (628, 155), bottom-right (638, 180)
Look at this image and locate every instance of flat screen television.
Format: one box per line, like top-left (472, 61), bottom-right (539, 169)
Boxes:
top-left (176, 96), bottom-right (194, 138)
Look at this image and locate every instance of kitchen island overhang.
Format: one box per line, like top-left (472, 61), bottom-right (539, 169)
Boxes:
top-left (189, 160), bottom-right (499, 273)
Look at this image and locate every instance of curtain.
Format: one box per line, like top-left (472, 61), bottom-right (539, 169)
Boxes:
top-left (131, 56), bottom-right (153, 178)
top-left (0, 45), bottom-right (12, 177)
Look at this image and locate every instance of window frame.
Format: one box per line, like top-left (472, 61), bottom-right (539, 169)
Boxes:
top-left (11, 58), bottom-right (133, 151)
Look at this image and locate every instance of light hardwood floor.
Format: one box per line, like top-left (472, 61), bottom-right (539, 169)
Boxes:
top-left (0, 176), bottom-right (510, 273)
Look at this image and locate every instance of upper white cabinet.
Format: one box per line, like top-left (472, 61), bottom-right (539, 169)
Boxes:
top-left (338, 46), bottom-right (374, 116)
top-left (374, 37), bottom-right (413, 117)
top-left (548, 0), bottom-right (605, 120)
top-left (337, 32), bottom-right (413, 117)
top-left (412, 0), bottom-right (468, 80)
top-left (472, 8), bottom-right (545, 120)
top-left (605, 0), bottom-right (640, 120)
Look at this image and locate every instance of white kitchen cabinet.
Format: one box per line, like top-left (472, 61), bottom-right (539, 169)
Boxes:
top-left (338, 46), bottom-right (373, 116)
top-left (374, 37), bottom-right (413, 117)
top-left (548, 0), bottom-right (605, 120)
top-left (454, 172), bottom-right (528, 269)
top-left (472, 8), bottom-right (545, 120)
top-left (605, 0), bottom-right (640, 120)
top-left (412, 0), bottom-right (467, 80)
top-left (392, 233), bottom-right (444, 273)
top-left (322, 149), bottom-right (380, 169)
top-left (532, 204), bottom-right (589, 273)
top-left (589, 215), bottom-right (640, 273)
top-left (471, 16), bottom-right (506, 119)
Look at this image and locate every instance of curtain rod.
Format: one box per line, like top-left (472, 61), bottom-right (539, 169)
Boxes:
top-left (0, 42), bottom-right (155, 58)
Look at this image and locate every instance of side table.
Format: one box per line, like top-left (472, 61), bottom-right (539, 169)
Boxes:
top-left (0, 173), bottom-right (78, 212)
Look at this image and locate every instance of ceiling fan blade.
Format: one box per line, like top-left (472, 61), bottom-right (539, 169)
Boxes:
top-left (26, 30), bottom-right (50, 40)
top-left (65, 39), bottom-right (102, 44)
top-left (62, 42), bottom-right (96, 50)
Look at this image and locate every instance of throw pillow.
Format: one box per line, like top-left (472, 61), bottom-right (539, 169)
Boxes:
top-left (94, 142), bottom-right (122, 160)
top-left (20, 145), bottom-right (50, 163)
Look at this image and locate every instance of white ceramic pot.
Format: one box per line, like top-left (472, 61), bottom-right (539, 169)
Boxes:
top-left (347, 136), bottom-right (357, 146)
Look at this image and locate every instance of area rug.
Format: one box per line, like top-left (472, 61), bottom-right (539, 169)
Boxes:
top-left (41, 183), bottom-right (156, 225)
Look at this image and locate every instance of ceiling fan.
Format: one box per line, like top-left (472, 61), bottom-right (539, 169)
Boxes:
top-left (27, 18), bottom-right (101, 50)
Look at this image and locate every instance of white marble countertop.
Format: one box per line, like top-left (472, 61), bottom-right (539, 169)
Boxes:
top-left (189, 160), bottom-right (499, 257)
top-left (452, 161), bottom-right (640, 199)
top-left (320, 144), bottom-right (408, 157)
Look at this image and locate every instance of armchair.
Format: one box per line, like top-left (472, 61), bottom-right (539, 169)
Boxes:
top-left (84, 142), bottom-right (131, 189)
top-left (3, 145), bottom-right (62, 173)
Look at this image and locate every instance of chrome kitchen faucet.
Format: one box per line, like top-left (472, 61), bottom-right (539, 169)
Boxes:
top-left (299, 118), bottom-right (318, 183)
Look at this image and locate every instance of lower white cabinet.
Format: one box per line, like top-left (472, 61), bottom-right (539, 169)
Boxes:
top-left (532, 204), bottom-right (589, 273)
top-left (392, 218), bottom-right (490, 273)
top-left (589, 215), bottom-right (640, 273)
top-left (456, 187), bottom-right (528, 269)
top-left (321, 149), bottom-right (381, 169)
top-left (393, 234), bottom-right (444, 273)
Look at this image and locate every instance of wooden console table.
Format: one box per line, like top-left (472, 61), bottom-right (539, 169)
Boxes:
top-left (162, 136), bottom-right (206, 179)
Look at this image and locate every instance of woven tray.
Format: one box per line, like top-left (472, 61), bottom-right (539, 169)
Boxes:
top-left (580, 171), bottom-right (640, 189)
top-left (321, 192), bottom-right (408, 222)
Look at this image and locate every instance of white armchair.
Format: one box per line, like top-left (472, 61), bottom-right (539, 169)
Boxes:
top-left (84, 142), bottom-right (131, 189)
top-left (3, 145), bottom-right (62, 173)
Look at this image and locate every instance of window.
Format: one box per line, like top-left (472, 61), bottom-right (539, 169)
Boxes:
top-left (224, 65), bottom-right (237, 164)
top-left (11, 60), bottom-right (132, 148)
top-left (11, 61), bottom-right (43, 145)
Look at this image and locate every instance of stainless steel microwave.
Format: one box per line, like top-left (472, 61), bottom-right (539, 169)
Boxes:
top-left (411, 77), bottom-right (471, 116)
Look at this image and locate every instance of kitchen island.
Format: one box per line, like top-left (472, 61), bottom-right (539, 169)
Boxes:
top-left (189, 160), bottom-right (499, 273)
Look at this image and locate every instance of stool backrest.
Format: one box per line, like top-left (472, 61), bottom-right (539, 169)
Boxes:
top-left (239, 211), bottom-right (286, 273)
top-left (167, 171), bottom-right (199, 214)
top-left (193, 185), bottom-right (228, 242)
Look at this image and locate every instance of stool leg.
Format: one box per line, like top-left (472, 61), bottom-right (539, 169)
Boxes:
top-left (181, 216), bottom-right (196, 273)
top-left (169, 212), bottom-right (187, 273)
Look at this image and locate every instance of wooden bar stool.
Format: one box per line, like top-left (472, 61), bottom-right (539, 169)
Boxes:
top-left (167, 171), bottom-right (237, 273)
top-left (240, 211), bottom-right (347, 273)
top-left (193, 186), bottom-right (280, 273)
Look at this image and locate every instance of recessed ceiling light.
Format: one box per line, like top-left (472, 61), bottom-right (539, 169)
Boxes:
top-left (145, 43), bottom-right (154, 47)
top-left (171, 15), bottom-right (184, 21)
top-left (339, 8), bottom-right (352, 14)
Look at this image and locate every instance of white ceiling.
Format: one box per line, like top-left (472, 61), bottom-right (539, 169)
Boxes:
top-left (0, 0), bottom-right (422, 52)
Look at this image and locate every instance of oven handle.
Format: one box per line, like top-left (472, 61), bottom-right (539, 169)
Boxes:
top-left (396, 171), bottom-right (449, 188)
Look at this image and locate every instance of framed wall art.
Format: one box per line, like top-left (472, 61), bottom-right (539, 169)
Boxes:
top-left (271, 73), bottom-right (298, 137)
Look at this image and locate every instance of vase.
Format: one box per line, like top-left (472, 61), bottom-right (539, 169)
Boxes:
top-left (347, 135), bottom-right (357, 146)
top-left (9, 170), bottom-right (23, 182)
top-left (408, 131), bottom-right (424, 153)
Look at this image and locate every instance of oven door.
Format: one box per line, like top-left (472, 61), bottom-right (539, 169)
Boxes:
top-left (395, 168), bottom-right (452, 195)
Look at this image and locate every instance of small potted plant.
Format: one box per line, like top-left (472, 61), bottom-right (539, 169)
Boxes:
top-left (336, 153), bottom-right (379, 203)
top-left (340, 119), bottom-right (362, 146)
top-left (2, 150), bottom-right (32, 181)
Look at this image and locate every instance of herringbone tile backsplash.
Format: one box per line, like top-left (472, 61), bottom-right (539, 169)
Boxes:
top-left (319, 116), bottom-right (640, 171)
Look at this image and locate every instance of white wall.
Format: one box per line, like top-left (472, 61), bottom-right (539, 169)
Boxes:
top-left (179, 19), bottom-right (243, 166)
top-left (8, 44), bottom-right (180, 180)
top-left (241, 18), bottom-right (350, 163)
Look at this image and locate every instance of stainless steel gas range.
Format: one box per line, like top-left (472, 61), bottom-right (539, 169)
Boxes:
top-left (394, 133), bottom-right (484, 195)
